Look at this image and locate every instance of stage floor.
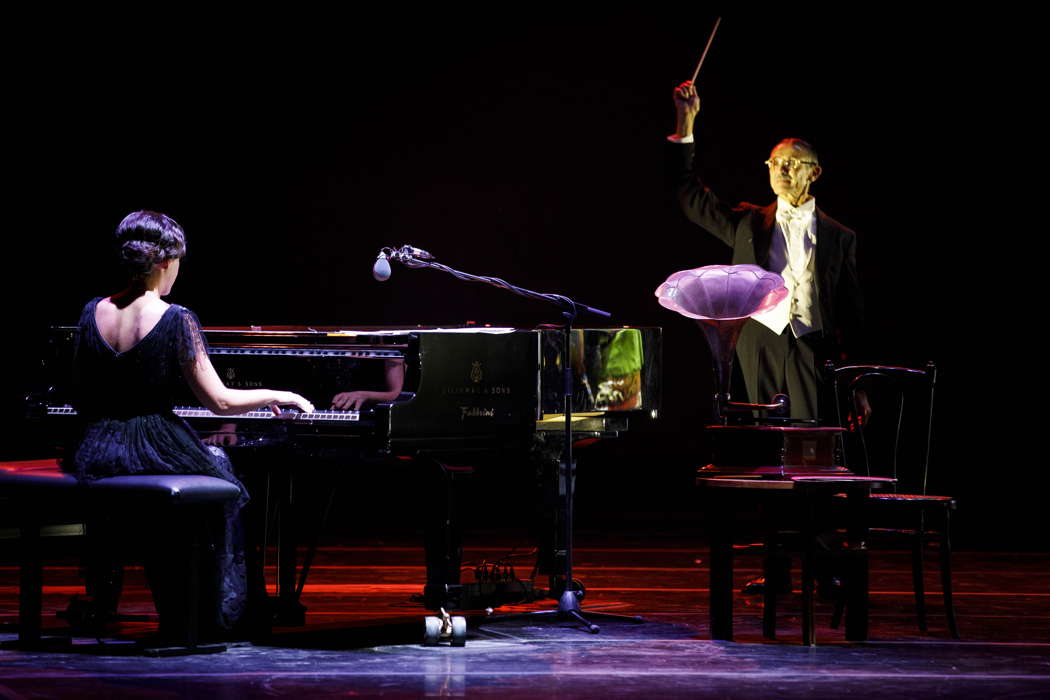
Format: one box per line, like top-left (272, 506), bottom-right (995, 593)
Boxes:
top-left (2, 532), bottom-right (1048, 698)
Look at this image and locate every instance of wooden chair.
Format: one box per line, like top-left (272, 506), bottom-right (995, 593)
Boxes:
top-left (826, 362), bottom-right (960, 638)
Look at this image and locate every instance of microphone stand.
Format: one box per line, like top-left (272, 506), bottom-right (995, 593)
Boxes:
top-left (387, 250), bottom-right (637, 633)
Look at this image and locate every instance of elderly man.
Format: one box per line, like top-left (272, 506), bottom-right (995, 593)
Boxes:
top-left (669, 81), bottom-right (863, 421)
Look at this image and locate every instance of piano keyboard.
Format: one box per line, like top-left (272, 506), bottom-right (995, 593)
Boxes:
top-left (208, 347), bottom-right (402, 359)
top-left (46, 405), bottom-right (362, 422)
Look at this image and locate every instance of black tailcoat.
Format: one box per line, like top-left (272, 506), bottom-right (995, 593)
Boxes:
top-left (671, 141), bottom-right (864, 416)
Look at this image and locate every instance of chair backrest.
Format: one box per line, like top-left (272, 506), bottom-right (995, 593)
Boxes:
top-left (828, 363), bottom-right (936, 495)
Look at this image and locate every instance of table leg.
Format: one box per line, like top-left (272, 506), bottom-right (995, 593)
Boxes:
top-left (761, 528), bottom-right (778, 640)
top-left (801, 491), bottom-right (817, 646)
top-left (844, 486), bottom-right (870, 641)
top-left (708, 495), bottom-right (734, 641)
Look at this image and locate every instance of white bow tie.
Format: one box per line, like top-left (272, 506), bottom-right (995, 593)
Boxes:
top-left (776, 200), bottom-right (815, 225)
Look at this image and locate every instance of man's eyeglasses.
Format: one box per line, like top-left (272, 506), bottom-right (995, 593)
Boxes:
top-left (765, 157), bottom-right (818, 171)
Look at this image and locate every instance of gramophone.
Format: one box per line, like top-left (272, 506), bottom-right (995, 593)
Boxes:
top-left (656, 264), bottom-right (847, 476)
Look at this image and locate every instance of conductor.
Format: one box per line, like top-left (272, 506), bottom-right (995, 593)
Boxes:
top-left (669, 81), bottom-right (863, 420)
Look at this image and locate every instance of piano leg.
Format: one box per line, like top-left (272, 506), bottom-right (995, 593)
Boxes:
top-left (421, 459), bottom-right (472, 610)
top-left (237, 448), bottom-right (307, 629)
top-left (273, 467), bottom-right (307, 626)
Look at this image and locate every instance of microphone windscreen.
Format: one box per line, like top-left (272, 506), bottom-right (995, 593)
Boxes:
top-left (373, 256), bottom-right (392, 281)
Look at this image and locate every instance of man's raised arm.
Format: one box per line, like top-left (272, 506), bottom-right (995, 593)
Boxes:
top-left (667, 81), bottom-right (742, 248)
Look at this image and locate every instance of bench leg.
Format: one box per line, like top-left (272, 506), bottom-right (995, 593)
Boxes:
top-left (143, 508), bottom-right (226, 657)
top-left (19, 519), bottom-right (43, 645)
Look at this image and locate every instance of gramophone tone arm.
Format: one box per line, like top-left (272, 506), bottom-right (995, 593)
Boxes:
top-left (721, 393), bottom-right (790, 416)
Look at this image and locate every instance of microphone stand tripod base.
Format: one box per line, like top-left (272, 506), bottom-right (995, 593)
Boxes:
top-left (557, 589), bottom-right (599, 633)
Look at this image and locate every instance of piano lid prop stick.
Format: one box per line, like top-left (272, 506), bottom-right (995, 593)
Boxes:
top-left (690, 16), bottom-right (722, 83)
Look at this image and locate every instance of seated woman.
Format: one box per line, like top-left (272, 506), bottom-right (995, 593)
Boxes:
top-left (67, 210), bottom-right (313, 637)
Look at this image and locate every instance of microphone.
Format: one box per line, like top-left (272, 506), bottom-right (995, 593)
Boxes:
top-left (373, 244), bottom-right (436, 281)
top-left (396, 245), bottom-right (434, 261)
top-left (372, 251), bottom-right (392, 281)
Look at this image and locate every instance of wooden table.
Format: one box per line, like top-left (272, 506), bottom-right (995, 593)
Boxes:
top-left (698, 475), bottom-right (894, 645)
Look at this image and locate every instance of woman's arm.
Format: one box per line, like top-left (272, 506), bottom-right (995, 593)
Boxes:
top-left (182, 351), bottom-right (314, 415)
top-left (330, 359), bottom-right (406, 410)
top-left (176, 307), bottom-right (313, 415)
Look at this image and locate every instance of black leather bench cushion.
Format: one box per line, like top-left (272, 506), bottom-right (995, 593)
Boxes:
top-left (0, 460), bottom-right (240, 506)
top-left (84, 475), bottom-right (241, 505)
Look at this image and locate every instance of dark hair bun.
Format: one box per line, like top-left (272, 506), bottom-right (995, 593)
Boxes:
top-left (114, 210), bottom-right (187, 278)
top-left (119, 240), bottom-right (167, 277)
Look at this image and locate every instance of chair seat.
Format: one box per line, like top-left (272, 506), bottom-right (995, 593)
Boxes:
top-left (869, 493), bottom-right (954, 505)
top-left (831, 491), bottom-right (955, 507)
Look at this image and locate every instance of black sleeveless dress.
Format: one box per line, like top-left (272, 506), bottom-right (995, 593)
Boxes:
top-left (68, 297), bottom-right (248, 629)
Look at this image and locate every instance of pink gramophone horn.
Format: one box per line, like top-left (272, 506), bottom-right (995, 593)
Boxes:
top-left (655, 264), bottom-right (788, 420)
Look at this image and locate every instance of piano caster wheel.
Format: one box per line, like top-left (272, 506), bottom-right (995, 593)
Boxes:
top-left (423, 616), bottom-right (442, 646)
top-left (450, 615), bottom-right (467, 647)
top-left (422, 609), bottom-right (467, 647)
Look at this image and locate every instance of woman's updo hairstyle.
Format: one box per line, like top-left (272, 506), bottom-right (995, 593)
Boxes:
top-left (115, 210), bottom-right (187, 279)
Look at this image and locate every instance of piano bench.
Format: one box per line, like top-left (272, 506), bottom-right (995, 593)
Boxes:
top-left (0, 458), bottom-right (240, 656)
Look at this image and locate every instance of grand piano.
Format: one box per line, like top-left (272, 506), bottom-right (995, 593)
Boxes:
top-left (36, 324), bottom-right (661, 621)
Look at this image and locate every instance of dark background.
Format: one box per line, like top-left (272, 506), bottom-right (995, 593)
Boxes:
top-left (4, 10), bottom-right (1036, 547)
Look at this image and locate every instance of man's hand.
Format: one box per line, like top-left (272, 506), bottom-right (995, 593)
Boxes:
top-left (847, 389), bottom-right (873, 430)
top-left (674, 81), bottom-right (700, 138)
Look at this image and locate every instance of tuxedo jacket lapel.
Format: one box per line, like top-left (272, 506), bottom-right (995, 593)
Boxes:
top-left (815, 208), bottom-right (831, 294)
top-left (754, 202), bottom-right (777, 268)
top-left (814, 208), bottom-right (843, 332)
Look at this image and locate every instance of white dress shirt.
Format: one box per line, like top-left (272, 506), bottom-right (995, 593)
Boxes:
top-left (752, 196), bottom-right (822, 337)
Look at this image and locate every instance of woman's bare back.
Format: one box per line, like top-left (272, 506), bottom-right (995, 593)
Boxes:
top-left (94, 294), bottom-right (171, 354)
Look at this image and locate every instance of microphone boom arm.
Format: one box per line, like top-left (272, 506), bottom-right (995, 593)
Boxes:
top-left (389, 250), bottom-right (611, 321)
